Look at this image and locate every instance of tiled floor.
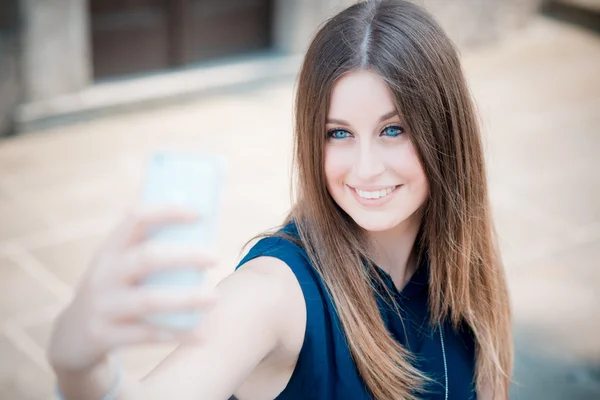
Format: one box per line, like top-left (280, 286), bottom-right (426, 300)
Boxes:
top-left (1, 16), bottom-right (599, 400)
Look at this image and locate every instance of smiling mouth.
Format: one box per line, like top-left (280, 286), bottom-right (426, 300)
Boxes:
top-left (349, 185), bottom-right (401, 200)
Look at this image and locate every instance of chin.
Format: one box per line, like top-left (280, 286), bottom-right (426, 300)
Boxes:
top-left (349, 211), bottom-right (404, 233)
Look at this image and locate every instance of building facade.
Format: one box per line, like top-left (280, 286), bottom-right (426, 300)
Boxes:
top-left (0, 0), bottom-right (543, 135)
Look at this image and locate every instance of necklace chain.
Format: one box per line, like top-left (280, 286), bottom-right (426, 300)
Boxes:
top-left (439, 325), bottom-right (449, 399)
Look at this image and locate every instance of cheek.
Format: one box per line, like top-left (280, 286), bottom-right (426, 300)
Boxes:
top-left (324, 146), bottom-right (350, 188)
top-left (390, 143), bottom-right (429, 196)
top-left (406, 147), bottom-right (429, 200)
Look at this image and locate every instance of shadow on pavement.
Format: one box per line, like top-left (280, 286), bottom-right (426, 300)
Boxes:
top-left (512, 329), bottom-right (600, 399)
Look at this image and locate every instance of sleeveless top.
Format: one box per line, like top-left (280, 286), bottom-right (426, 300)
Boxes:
top-left (234, 222), bottom-right (477, 399)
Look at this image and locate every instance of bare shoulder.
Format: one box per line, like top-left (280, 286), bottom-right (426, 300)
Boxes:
top-left (235, 253), bottom-right (304, 289)
top-left (139, 255), bottom-right (306, 400)
top-left (233, 255), bottom-right (307, 355)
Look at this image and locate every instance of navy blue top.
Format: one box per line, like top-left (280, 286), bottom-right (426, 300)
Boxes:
top-left (235, 222), bottom-right (477, 399)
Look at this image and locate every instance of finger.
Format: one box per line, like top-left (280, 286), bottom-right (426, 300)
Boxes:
top-left (98, 287), bottom-right (219, 320)
top-left (116, 206), bottom-right (201, 249)
top-left (118, 244), bottom-right (217, 284)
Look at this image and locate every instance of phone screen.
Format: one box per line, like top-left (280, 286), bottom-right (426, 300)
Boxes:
top-left (138, 150), bottom-right (226, 330)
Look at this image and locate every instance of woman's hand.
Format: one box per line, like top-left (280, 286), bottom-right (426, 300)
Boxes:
top-left (47, 206), bottom-right (219, 373)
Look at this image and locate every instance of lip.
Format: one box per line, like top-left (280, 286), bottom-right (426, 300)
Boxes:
top-left (348, 184), bottom-right (402, 207)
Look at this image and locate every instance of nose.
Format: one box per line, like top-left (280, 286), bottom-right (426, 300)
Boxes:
top-left (353, 140), bottom-right (385, 182)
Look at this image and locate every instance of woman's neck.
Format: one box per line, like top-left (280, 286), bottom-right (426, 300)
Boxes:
top-left (367, 209), bottom-right (423, 291)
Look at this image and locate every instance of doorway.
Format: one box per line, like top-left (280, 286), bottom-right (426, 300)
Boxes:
top-left (90, 0), bottom-right (273, 79)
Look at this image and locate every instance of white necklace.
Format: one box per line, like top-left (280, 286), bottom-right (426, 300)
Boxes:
top-left (439, 326), bottom-right (449, 399)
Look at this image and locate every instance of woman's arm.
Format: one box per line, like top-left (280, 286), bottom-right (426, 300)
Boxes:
top-left (53, 255), bottom-right (305, 400)
top-left (140, 256), bottom-right (305, 399)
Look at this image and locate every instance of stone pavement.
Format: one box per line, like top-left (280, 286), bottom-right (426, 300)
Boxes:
top-left (0, 16), bottom-right (598, 400)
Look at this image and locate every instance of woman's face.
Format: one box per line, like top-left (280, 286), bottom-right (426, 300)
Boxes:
top-left (324, 69), bottom-right (429, 232)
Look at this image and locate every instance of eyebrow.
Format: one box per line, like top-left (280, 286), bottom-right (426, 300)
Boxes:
top-left (326, 110), bottom-right (398, 125)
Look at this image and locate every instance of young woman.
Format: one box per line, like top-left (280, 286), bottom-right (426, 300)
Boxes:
top-left (48, 1), bottom-right (513, 399)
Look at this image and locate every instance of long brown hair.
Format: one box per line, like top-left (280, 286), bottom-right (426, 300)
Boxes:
top-left (263, 0), bottom-right (512, 398)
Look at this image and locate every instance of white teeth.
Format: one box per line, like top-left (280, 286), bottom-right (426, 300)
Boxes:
top-left (355, 186), bottom-right (396, 199)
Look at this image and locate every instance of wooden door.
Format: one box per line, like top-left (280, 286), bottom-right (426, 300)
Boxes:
top-left (90, 0), bottom-right (173, 79)
top-left (180, 0), bottom-right (273, 65)
top-left (90, 0), bottom-right (273, 80)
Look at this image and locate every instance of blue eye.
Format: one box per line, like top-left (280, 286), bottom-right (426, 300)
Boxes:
top-left (327, 129), bottom-right (351, 139)
top-left (382, 125), bottom-right (404, 137)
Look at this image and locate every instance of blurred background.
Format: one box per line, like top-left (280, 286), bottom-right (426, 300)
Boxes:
top-left (0, 0), bottom-right (598, 399)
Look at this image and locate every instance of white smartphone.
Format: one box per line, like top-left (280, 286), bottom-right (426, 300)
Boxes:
top-left (139, 150), bottom-right (226, 330)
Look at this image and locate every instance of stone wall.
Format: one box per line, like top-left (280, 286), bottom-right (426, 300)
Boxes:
top-left (0, 0), bottom-right (21, 136)
top-left (0, 34), bottom-right (20, 136)
top-left (11, 0), bottom-right (545, 129)
top-left (20, 0), bottom-right (91, 102)
top-left (274, 0), bottom-right (544, 54)
top-left (273, 0), bottom-right (356, 54)
top-left (420, 0), bottom-right (544, 48)
top-left (16, 0), bottom-right (545, 102)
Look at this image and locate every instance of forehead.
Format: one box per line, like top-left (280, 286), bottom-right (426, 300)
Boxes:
top-left (328, 70), bottom-right (396, 118)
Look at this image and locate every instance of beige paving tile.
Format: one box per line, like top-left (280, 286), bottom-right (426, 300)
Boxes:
top-left (1, 156), bottom-right (133, 193)
top-left (28, 232), bottom-right (108, 288)
top-left (0, 196), bottom-right (50, 243)
top-left (25, 319), bottom-right (53, 353)
top-left (0, 256), bottom-right (60, 325)
top-left (0, 119), bottom-right (143, 170)
top-left (469, 20), bottom-right (600, 215)
top-left (515, 164), bottom-right (600, 232)
top-left (487, 109), bottom-right (600, 194)
top-left (0, 334), bottom-right (55, 400)
top-left (22, 179), bottom-right (136, 229)
top-left (491, 201), bottom-right (566, 268)
top-left (509, 239), bottom-right (600, 360)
